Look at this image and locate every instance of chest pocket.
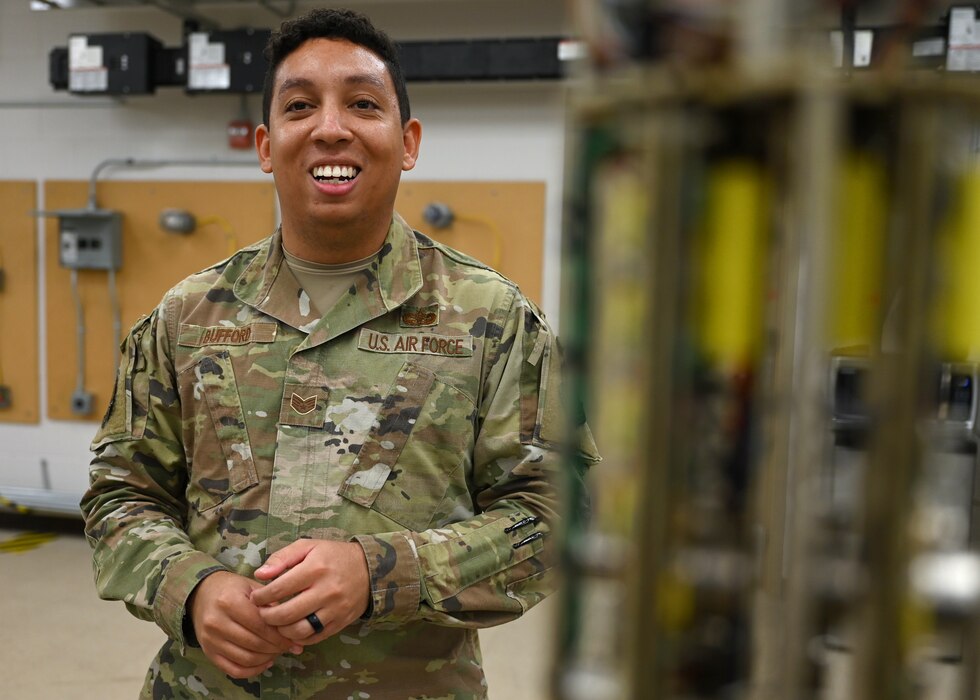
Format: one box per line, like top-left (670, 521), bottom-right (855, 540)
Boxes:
top-left (179, 350), bottom-right (259, 511)
top-left (338, 361), bottom-right (475, 531)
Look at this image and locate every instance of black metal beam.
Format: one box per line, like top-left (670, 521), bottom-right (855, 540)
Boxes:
top-left (49, 35), bottom-right (567, 94)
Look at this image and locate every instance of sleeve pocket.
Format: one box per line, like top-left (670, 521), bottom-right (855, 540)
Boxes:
top-left (92, 316), bottom-right (151, 449)
top-left (519, 306), bottom-right (563, 449)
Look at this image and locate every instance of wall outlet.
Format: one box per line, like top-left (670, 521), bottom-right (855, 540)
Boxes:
top-left (71, 389), bottom-right (94, 416)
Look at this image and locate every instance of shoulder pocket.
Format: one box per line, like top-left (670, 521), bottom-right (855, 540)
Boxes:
top-left (92, 315), bottom-right (152, 449)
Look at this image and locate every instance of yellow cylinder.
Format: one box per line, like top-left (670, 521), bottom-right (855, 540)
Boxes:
top-left (936, 164), bottom-right (980, 361)
top-left (698, 160), bottom-right (769, 368)
top-left (829, 153), bottom-right (887, 353)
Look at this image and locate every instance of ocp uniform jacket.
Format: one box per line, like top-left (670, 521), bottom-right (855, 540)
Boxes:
top-left (82, 213), bottom-right (599, 699)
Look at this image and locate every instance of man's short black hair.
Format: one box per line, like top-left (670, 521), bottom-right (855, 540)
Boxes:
top-left (261, 7), bottom-right (410, 126)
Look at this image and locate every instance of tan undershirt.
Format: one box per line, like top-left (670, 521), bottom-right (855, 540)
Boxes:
top-left (282, 245), bottom-right (378, 318)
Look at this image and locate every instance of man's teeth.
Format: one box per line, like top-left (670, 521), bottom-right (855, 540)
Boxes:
top-left (312, 165), bottom-right (358, 180)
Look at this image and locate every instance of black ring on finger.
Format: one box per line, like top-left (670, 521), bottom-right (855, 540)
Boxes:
top-left (306, 612), bottom-right (325, 635)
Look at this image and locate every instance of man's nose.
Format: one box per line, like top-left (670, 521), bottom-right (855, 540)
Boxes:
top-left (311, 105), bottom-right (353, 143)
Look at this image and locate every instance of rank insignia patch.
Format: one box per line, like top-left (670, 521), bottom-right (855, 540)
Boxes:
top-left (279, 384), bottom-right (329, 428)
top-left (290, 393), bottom-right (318, 415)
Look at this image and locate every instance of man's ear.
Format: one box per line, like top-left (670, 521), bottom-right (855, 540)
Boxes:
top-left (401, 118), bottom-right (422, 171)
top-left (256, 123), bottom-right (273, 174)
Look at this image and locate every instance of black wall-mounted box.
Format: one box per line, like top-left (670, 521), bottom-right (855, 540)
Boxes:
top-left (400, 38), bottom-right (564, 82)
top-left (185, 28), bottom-right (271, 94)
top-left (67, 32), bottom-right (162, 95)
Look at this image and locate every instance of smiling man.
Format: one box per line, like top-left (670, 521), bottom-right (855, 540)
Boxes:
top-left (81, 8), bottom-right (598, 700)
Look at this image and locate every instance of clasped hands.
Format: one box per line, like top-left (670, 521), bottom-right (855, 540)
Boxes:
top-left (188, 539), bottom-right (370, 679)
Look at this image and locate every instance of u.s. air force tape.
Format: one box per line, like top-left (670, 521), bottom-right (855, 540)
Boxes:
top-left (357, 329), bottom-right (473, 357)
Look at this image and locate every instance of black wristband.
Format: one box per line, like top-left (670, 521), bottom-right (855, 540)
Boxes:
top-left (360, 595), bottom-right (374, 620)
top-left (182, 610), bottom-right (201, 648)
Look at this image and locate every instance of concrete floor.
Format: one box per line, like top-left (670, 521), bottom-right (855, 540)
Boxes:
top-left (0, 515), bottom-right (555, 700)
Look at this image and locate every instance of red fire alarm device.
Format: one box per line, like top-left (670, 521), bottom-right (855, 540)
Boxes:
top-left (227, 118), bottom-right (253, 149)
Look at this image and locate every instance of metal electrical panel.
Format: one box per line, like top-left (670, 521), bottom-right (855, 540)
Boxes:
top-left (68, 32), bottom-right (162, 95)
top-left (186, 28), bottom-right (270, 93)
top-left (56, 210), bottom-right (122, 270)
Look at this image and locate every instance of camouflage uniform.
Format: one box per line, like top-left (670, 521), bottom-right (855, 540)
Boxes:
top-left (81, 214), bottom-right (599, 699)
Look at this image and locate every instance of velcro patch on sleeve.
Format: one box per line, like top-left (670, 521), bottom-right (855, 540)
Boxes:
top-left (178, 323), bottom-right (278, 347)
top-left (358, 328), bottom-right (473, 357)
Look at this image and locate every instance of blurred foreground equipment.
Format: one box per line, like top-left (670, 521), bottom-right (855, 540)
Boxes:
top-left (557, 3), bottom-right (980, 699)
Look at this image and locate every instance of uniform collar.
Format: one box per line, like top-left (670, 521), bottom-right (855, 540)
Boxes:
top-left (233, 214), bottom-right (424, 345)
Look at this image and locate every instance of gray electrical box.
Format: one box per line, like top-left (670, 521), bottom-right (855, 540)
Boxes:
top-left (55, 209), bottom-right (122, 270)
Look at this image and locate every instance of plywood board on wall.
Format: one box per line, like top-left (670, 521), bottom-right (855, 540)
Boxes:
top-left (44, 180), bottom-right (277, 422)
top-left (0, 181), bottom-right (39, 424)
top-left (44, 179), bottom-right (545, 423)
top-left (396, 181), bottom-right (545, 305)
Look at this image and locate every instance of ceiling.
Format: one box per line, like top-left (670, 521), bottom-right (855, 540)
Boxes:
top-left (31, 0), bottom-right (291, 6)
top-left (30, 0), bottom-right (299, 17)
top-left (29, 0), bottom-right (475, 8)
top-left (28, 0), bottom-right (491, 23)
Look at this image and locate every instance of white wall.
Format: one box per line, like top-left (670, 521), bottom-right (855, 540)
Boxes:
top-left (0, 0), bottom-right (571, 508)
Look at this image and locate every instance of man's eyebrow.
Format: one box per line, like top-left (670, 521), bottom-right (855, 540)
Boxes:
top-left (276, 73), bottom-right (388, 97)
top-left (345, 73), bottom-right (388, 91)
top-left (276, 76), bottom-right (315, 97)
